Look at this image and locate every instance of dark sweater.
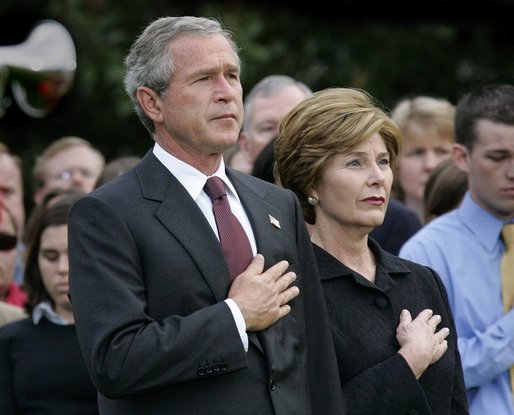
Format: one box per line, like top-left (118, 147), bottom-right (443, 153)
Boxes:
top-left (0, 316), bottom-right (99, 415)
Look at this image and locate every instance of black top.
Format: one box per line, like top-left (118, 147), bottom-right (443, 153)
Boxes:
top-left (314, 238), bottom-right (469, 415)
top-left (0, 316), bottom-right (99, 415)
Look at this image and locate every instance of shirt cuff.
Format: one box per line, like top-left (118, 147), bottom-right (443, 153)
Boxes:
top-left (224, 298), bottom-right (248, 352)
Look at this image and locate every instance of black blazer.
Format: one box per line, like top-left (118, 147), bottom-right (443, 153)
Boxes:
top-left (314, 238), bottom-right (469, 415)
top-left (68, 150), bottom-right (344, 415)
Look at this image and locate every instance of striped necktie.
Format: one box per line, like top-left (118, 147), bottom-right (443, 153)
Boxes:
top-left (204, 177), bottom-right (253, 281)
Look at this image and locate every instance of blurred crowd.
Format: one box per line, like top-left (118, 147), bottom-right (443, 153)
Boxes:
top-left (0, 14), bottom-right (513, 415)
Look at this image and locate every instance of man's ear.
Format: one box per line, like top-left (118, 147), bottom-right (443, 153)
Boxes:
top-left (136, 86), bottom-right (163, 124)
top-left (33, 187), bottom-right (44, 205)
top-left (451, 143), bottom-right (470, 173)
top-left (238, 131), bottom-right (251, 153)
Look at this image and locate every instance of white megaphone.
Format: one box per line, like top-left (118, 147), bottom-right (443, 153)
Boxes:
top-left (0, 19), bottom-right (77, 118)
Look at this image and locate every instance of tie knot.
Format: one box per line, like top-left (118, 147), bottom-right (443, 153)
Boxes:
top-left (503, 223), bottom-right (514, 249)
top-left (204, 176), bottom-right (226, 202)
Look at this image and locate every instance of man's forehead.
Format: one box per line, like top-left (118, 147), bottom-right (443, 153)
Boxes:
top-left (474, 119), bottom-right (514, 148)
top-left (171, 34), bottom-right (236, 63)
top-left (0, 154), bottom-right (18, 171)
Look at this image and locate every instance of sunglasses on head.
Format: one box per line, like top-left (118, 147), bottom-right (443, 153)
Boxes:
top-left (0, 232), bottom-right (17, 251)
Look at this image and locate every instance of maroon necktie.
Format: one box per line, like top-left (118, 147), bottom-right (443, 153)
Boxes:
top-left (204, 177), bottom-right (254, 280)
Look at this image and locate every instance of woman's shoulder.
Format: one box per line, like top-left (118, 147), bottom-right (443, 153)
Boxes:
top-left (375, 239), bottom-right (441, 280)
top-left (0, 316), bottom-right (33, 339)
top-left (0, 302), bottom-right (27, 326)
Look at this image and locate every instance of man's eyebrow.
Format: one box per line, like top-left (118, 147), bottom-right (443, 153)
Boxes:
top-left (189, 62), bottom-right (240, 77)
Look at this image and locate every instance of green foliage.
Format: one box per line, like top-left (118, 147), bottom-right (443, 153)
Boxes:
top-left (0, 0), bottom-right (513, 212)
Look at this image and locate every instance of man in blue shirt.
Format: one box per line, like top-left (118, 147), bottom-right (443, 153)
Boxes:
top-left (400, 84), bottom-right (514, 415)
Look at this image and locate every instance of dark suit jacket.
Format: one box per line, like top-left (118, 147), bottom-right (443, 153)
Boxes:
top-left (370, 198), bottom-right (422, 255)
top-left (68, 150), bottom-right (344, 415)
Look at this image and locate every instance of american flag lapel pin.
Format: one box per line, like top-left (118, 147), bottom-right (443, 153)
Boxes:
top-left (269, 214), bottom-right (281, 229)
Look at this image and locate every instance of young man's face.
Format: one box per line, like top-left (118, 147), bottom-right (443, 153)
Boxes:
top-left (454, 119), bottom-right (514, 221)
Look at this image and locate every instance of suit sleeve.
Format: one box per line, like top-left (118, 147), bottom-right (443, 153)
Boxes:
top-left (289, 190), bottom-right (345, 414)
top-left (67, 195), bottom-right (248, 398)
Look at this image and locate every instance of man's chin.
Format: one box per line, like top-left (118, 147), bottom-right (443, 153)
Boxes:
top-left (216, 135), bottom-right (239, 150)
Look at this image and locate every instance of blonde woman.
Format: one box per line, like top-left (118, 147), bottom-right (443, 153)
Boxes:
top-left (391, 96), bottom-right (455, 222)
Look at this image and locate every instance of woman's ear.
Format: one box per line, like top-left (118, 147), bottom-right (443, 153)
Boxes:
top-left (136, 86), bottom-right (164, 124)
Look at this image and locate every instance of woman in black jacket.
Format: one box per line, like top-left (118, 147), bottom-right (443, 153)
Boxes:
top-left (274, 87), bottom-right (468, 414)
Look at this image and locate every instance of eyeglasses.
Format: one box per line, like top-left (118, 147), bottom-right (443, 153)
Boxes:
top-left (0, 232), bottom-right (17, 251)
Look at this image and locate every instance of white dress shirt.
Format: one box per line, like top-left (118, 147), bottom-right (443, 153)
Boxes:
top-left (153, 143), bottom-right (253, 351)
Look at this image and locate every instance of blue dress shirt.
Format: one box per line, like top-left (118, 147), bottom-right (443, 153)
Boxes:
top-left (400, 192), bottom-right (514, 415)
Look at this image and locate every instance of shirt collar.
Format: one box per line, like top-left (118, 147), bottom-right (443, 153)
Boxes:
top-left (152, 142), bottom-right (239, 202)
top-left (458, 191), bottom-right (506, 251)
top-left (32, 301), bottom-right (71, 326)
top-left (312, 237), bottom-right (411, 289)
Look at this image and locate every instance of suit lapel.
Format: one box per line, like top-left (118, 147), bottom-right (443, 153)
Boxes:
top-left (228, 170), bottom-right (292, 363)
top-left (227, 169), bottom-right (289, 267)
top-left (136, 152), bottom-right (231, 302)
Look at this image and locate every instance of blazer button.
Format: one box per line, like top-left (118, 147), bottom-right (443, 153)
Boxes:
top-left (197, 367), bottom-right (205, 376)
top-left (374, 296), bottom-right (388, 309)
top-left (269, 378), bottom-right (277, 391)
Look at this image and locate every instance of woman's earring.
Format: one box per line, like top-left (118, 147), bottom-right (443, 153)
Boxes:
top-left (307, 196), bottom-right (319, 205)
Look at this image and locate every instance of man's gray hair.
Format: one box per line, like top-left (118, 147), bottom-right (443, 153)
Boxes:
top-left (242, 75), bottom-right (312, 133)
top-left (124, 16), bottom-right (240, 134)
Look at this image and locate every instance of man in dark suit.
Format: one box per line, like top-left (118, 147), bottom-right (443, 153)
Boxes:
top-left (68, 16), bottom-right (344, 415)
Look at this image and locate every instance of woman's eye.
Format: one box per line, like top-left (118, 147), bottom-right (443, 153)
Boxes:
top-left (346, 159), bottom-right (361, 167)
top-left (41, 250), bottom-right (59, 262)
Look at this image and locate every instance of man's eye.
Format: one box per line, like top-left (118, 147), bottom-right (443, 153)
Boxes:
top-left (488, 154), bottom-right (509, 162)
